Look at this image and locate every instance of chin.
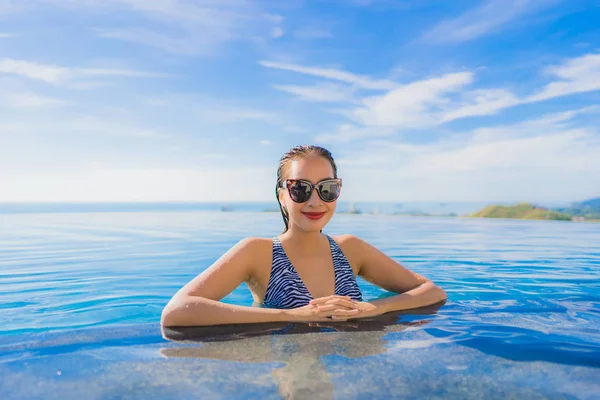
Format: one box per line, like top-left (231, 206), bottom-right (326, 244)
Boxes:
top-left (302, 217), bottom-right (332, 232)
top-left (302, 224), bottom-right (325, 232)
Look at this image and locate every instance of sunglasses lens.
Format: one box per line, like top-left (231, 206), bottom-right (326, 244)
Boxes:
top-left (319, 181), bottom-right (340, 202)
top-left (289, 181), bottom-right (312, 202)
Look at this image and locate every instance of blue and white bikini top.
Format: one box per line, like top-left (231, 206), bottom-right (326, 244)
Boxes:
top-left (263, 235), bottom-right (363, 309)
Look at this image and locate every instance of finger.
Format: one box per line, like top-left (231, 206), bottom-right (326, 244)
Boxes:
top-left (316, 304), bottom-right (356, 313)
top-left (316, 303), bottom-right (357, 312)
top-left (309, 295), bottom-right (351, 305)
top-left (322, 298), bottom-right (358, 309)
top-left (316, 304), bottom-right (339, 313)
top-left (310, 294), bottom-right (351, 304)
top-left (318, 308), bottom-right (360, 318)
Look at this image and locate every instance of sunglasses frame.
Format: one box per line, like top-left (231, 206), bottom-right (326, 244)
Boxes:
top-left (280, 178), bottom-right (342, 203)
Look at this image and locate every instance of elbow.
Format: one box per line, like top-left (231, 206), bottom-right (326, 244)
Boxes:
top-left (160, 303), bottom-right (178, 327)
top-left (160, 295), bottom-right (212, 327)
top-left (415, 280), bottom-right (446, 307)
top-left (437, 286), bottom-right (448, 302)
top-left (160, 296), bottom-right (188, 327)
top-left (430, 283), bottom-right (447, 305)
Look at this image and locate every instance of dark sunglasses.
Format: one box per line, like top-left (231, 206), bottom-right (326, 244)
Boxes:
top-left (280, 178), bottom-right (342, 203)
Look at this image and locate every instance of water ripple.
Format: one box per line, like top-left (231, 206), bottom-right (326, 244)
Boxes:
top-left (1, 211), bottom-right (599, 369)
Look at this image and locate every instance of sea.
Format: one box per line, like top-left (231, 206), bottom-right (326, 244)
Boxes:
top-left (0, 203), bottom-right (598, 399)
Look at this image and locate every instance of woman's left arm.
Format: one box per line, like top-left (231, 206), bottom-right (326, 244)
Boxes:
top-left (342, 235), bottom-right (447, 318)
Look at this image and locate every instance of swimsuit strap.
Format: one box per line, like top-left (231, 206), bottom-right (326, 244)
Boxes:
top-left (263, 235), bottom-right (362, 309)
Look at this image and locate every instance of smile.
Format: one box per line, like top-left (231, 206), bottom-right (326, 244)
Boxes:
top-left (302, 212), bottom-right (325, 220)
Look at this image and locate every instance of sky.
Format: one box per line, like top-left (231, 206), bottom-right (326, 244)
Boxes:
top-left (0, 0), bottom-right (599, 203)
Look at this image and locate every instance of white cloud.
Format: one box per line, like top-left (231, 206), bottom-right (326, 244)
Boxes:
top-left (125, 93), bottom-right (287, 127)
top-left (68, 81), bottom-right (114, 90)
top-left (260, 140), bottom-right (271, 145)
top-left (272, 82), bottom-right (354, 103)
top-left (271, 52), bottom-right (600, 140)
top-left (79, 0), bottom-right (278, 54)
top-left (530, 105), bottom-right (600, 125)
top-left (421, 0), bottom-right (559, 44)
top-left (0, 58), bottom-right (171, 85)
top-left (67, 116), bottom-right (168, 138)
top-left (527, 53), bottom-right (600, 102)
top-left (259, 60), bottom-right (397, 90)
top-left (0, 92), bottom-right (68, 108)
top-left (0, 59), bottom-right (69, 84)
top-left (0, 33), bottom-right (14, 38)
top-left (351, 72), bottom-right (473, 128)
top-left (0, 114), bottom-right (169, 139)
top-left (338, 109), bottom-right (600, 202)
top-left (407, 129), bottom-right (594, 174)
top-left (441, 89), bottom-right (520, 122)
top-left (0, 166), bottom-right (273, 202)
top-left (1, 0), bottom-right (281, 55)
top-left (78, 68), bottom-right (171, 78)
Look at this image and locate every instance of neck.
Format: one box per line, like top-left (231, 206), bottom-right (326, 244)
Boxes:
top-left (281, 225), bottom-right (324, 249)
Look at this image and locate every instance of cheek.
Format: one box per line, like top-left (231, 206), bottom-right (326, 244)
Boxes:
top-left (288, 201), bottom-right (305, 215)
top-left (329, 201), bottom-right (337, 212)
top-left (280, 194), bottom-right (299, 213)
top-left (279, 190), bottom-right (292, 209)
top-left (325, 200), bottom-right (337, 214)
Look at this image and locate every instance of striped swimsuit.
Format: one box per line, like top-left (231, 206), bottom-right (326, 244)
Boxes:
top-left (263, 235), bottom-right (362, 309)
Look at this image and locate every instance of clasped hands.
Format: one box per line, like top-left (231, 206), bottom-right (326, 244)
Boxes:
top-left (289, 295), bottom-right (380, 322)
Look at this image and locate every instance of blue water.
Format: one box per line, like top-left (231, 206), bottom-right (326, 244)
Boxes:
top-left (1, 211), bottom-right (599, 399)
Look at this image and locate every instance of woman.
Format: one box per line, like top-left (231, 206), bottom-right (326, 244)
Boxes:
top-left (161, 145), bottom-right (446, 327)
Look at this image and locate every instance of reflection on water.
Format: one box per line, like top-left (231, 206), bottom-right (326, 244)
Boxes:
top-left (160, 307), bottom-right (436, 400)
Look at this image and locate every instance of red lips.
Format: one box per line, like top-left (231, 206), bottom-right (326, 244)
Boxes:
top-left (302, 212), bottom-right (325, 220)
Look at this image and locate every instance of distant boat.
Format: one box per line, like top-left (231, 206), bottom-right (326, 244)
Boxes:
top-left (220, 205), bottom-right (233, 212)
top-left (347, 202), bottom-right (361, 214)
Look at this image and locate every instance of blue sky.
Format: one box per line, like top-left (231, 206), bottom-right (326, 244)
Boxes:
top-left (1, 0), bottom-right (599, 203)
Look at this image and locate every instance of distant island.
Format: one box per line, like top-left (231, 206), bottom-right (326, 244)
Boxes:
top-left (469, 197), bottom-right (600, 222)
top-left (554, 197), bottom-right (600, 221)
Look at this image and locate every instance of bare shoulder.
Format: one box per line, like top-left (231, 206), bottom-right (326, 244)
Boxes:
top-left (330, 234), bottom-right (366, 273)
top-left (331, 234), bottom-right (368, 252)
top-left (230, 237), bottom-right (273, 290)
top-left (331, 234), bottom-right (363, 246)
top-left (237, 236), bottom-right (272, 247)
top-left (234, 236), bottom-right (272, 258)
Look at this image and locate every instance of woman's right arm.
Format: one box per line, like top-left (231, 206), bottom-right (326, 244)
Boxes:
top-left (161, 237), bottom-right (288, 326)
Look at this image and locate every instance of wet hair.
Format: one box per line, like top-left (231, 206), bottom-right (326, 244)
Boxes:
top-left (275, 145), bottom-right (338, 233)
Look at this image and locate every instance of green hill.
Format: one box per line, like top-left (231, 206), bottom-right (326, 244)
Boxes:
top-left (555, 197), bottom-right (600, 220)
top-left (469, 203), bottom-right (572, 221)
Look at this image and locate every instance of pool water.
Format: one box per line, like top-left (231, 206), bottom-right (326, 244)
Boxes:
top-left (1, 211), bottom-right (599, 399)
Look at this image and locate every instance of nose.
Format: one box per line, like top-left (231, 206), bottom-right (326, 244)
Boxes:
top-left (306, 187), bottom-right (323, 207)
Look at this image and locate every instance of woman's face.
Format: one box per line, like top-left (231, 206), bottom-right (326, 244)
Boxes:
top-left (279, 156), bottom-right (338, 233)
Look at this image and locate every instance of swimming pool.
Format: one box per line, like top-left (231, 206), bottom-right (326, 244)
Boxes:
top-left (1, 211), bottom-right (599, 399)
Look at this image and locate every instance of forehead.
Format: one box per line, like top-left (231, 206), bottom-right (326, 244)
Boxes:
top-left (286, 156), bottom-right (334, 182)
